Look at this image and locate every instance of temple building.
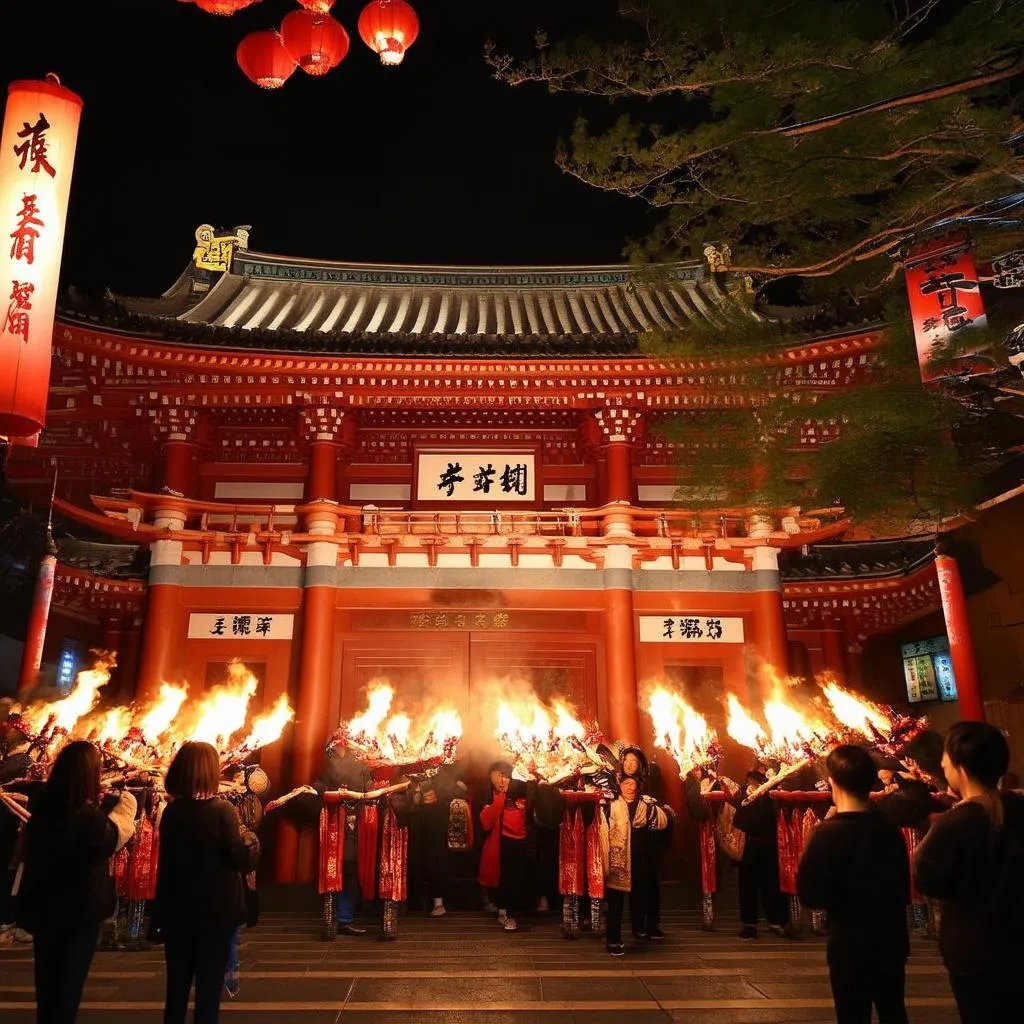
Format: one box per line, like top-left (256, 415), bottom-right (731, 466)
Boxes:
top-left (5, 225), bottom-right (1018, 883)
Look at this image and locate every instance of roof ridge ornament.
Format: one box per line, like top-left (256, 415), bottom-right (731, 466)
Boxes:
top-left (193, 224), bottom-right (249, 273)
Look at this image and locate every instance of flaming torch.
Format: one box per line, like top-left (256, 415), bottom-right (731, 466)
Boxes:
top-left (647, 687), bottom-right (721, 779)
top-left (330, 683), bottom-right (462, 773)
top-left (494, 695), bottom-right (604, 784)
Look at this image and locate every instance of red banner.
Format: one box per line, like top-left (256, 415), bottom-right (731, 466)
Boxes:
top-left (0, 79), bottom-right (82, 439)
top-left (904, 236), bottom-right (992, 383)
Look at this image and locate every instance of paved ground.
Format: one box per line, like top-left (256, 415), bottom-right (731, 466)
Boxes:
top-left (0, 905), bottom-right (957, 1023)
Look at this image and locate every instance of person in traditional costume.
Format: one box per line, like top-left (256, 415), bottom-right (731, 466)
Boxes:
top-left (479, 760), bottom-right (531, 931)
top-left (731, 769), bottom-right (789, 940)
top-left (604, 767), bottom-right (668, 955)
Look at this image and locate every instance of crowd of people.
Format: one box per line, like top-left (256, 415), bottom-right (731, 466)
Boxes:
top-left (2, 722), bottom-right (1023, 1023)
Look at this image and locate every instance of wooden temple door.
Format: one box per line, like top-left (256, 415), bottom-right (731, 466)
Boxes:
top-left (468, 633), bottom-right (600, 737)
top-left (338, 632), bottom-right (471, 726)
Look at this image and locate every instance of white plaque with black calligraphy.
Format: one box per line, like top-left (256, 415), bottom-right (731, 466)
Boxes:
top-left (188, 613), bottom-right (294, 640)
top-left (638, 615), bottom-right (745, 643)
top-left (416, 451), bottom-right (536, 503)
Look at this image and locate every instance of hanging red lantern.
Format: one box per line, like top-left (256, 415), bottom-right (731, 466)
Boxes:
top-left (358, 0), bottom-right (419, 66)
top-left (297, 0), bottom-right (335, 12)
top-left (281, 10), bottom-right (350, 77)
top-left (237, 31), bottom-right (297, 89)
top-left (0, 77), bottom-right (83, 440)
top-left (192, 0), bottom-right (260, 14)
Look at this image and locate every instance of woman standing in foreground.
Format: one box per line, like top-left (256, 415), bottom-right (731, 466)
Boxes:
top-left (154, 742), bottom-right (260, 1024)
top-left (19, 740), bottom-right (136, 1023)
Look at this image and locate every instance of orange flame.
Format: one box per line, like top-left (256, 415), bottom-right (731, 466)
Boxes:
top-left (341, 682), bottom-right (463, 766)
top-left (647, 686), bottom-right (718, 778)
top-left (820, 681), bottom-right (893, 739)
top-left (237, 694), bottom-right (295, 752)
top-left (137, 684), bottom-right (189, 745)
top-left (494, 694), bottom-right (600, 782)
top-left (726, 694), bottom-right (767, 751)
top-left (188, 662), bottom-right (259, 747)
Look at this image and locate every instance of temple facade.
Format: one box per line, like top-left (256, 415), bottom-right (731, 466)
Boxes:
top-left (7, 227), bottom-right (972, 883)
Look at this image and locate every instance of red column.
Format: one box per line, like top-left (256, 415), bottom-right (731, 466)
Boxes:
top-left (935, 552), bottom-right (984, 721)
top-left (751, 588), bottom-right (789, 681)
top-left (135, 583), bottom-right (180, 701)
top-left (605, 441), bottom-right (633, 504)
top-left (306, 441), bottom-right (336, 501)
top-left (17, 543), bottom-right (57, 694)
top-left (604, 587), bottom-right (640, 742)
top-left (163, 438), bottom-right (191, 495)
top-left (277, 504), bottom-right (339, 883)
top-left (118, 621), bottom-right (142, 701)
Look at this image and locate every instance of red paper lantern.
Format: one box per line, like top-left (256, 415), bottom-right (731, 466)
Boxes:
top-left (0, 78), bottom-right (82, 440)
top-left (358, 0), bottom-right (419, 66)
top-left (193, 0), bottom-right (260, 14)
top-left (236, 31), bottom-right (297, 89)
top-left (297, 0), bottom-right (335, 12)
top-left (281, 10), bottom-right (350, 77)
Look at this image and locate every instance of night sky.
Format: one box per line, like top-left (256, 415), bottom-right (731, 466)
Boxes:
top-left (4, 0), bottom-right (647, 298)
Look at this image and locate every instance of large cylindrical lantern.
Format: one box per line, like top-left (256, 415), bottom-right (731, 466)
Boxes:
top-left (0, 77), bottom-right (82, 441)
top-left (194, 0), bottom-right (260, 13)
top-left (237, 31), bottom-right (298, 89)
top-left (358, 0), bottom-right (419, 66)
top-left (281, 10), bottom-right (350, 77)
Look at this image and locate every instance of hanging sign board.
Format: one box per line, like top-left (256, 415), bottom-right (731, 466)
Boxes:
top-left (904, 235), bottom-right (992, 383)
top-left (639, 615), bottom-right (745, 643)
top-left (416, 451), bottom-right (536, 503)
top-left (188, 613), bottom-right (294, 640)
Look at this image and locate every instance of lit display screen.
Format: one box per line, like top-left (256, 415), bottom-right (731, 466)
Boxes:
top-left (901, 636), bottom-right (958, 705)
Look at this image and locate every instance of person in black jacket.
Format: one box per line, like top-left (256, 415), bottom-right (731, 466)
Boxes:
top-left (914, 721), bottom-right (1024, 1024)
top-left (154, 742), bottom-right (260, 1024)
top-left (19, 740), bottom-right (136, 1024)
top-left (797, 745), bottom-right (910, 1024)
top-left (731, 770), bottom-right (788, 940)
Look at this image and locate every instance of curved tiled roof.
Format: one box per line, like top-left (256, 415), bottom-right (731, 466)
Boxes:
top-left (121, 250), bottom-right (745, 339)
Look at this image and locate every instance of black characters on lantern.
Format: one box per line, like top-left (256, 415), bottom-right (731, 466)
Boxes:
top-left (13, 113), bottom-right (56, 177)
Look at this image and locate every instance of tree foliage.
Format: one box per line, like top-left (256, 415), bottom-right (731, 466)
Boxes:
top-left (489, 0), bottom-right (1024, 530)
top-left (488, 0), bottom-right (1024, 294)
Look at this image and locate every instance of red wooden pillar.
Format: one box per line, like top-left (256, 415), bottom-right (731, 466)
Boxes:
top-left (118, 619), bottom-right (142, 700)
top-left (935, 551), bottom-right (984, 721)
top-left (276, 502), bottom-right (339, 883)
top-left (163, 438), bottom-right (191, 495)
top-left (306, 441), bottom-right (336, 501)
top-left (605, 441), bottom-right (633, 504)
top-left (604, 587), bottom-right (640, 742)
top-left (17, 538), bottom-right (58, 694)
top-left (750, 547), bottom-right (789, 682)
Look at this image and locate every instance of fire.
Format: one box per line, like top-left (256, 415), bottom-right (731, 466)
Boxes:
top-left (137, 684), bottom-right (188, 745)
top-left (726, 693), bottom-right (766, 751)
top-left (494, 694), bottom-right (603, 783)
top-left (647, 686), bottom-right (720, 778)
top-left (238, 694), bottom-right (295, 753)
top-left (9, 656), bottom-right (294, 778)
top-left (188, 663), bottom-right (259, 747)
top-left (336, 683), bottom-right (462, 767)
top-left (820, 681), bottom-right (893, 739)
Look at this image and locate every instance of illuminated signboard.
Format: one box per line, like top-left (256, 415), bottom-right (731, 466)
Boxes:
top-left (901, 635), bottom-right (958, 705)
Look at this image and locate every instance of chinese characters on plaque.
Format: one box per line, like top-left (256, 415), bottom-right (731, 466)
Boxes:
top-left (901, 635), bottom-right (958, 705)
top-left (416, 452), bottom-right (536, 503)
top-left (409, 612), bottom-right (510, 630)
top-left (903, 236), bottom-right (992, 384)
top-left (638, 615), bottom-right (744, 644)
top-left (0, 79), bottom-right (82, 438)
top-left (187, 613), bottom-right (295, 641)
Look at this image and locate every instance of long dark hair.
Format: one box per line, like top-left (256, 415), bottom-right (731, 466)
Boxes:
top-left (40, 740), bottom-right (101, 816)
top-left (165, 741), bottom-right (221, 800)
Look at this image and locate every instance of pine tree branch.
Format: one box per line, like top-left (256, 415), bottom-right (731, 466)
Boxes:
top-left (774, 62), bottom-right (1024, 137)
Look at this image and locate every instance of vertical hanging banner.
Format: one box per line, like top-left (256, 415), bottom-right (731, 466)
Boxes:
top-left (904, 235), bottom-right (993, 384)
top-left (0, 77), bottom-right (82, 440)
